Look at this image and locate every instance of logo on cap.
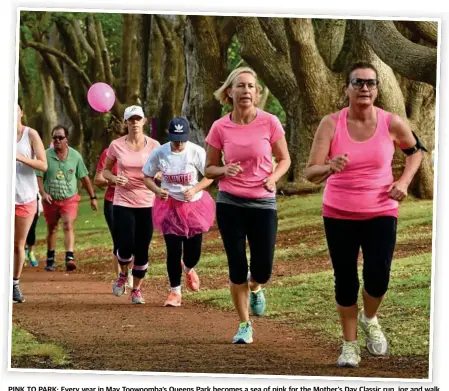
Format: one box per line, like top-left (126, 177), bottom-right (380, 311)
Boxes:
top-left (174, 124), bottom-right (184, 133)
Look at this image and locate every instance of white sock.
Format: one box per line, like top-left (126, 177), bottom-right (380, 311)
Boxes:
top-left (363, 313), bottom-right (377, 323)
top-left (171, 286), bottom-right (182, 295)
top-left (183, 264), bottom-right (192, 273)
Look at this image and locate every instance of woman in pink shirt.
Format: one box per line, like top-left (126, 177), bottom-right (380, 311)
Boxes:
top-left (95, 145), bottom-right (132, 289)
top-left (205, 67), bottom-right (291, 344)
top-left (102, 105), bottom-right (160, 304)
top-left (305, 62), bottom-right (424, 368)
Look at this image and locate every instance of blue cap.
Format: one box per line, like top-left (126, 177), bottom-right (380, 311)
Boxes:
top-left (168, 117), bottom-right (190, 142)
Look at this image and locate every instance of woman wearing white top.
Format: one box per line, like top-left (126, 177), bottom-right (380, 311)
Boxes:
top-left (143, 117), bottom-right (215, 307)
top-left (14, 103), bottom-right (47, 303)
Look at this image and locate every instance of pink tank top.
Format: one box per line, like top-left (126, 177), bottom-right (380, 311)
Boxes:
top-left (322, 107), bottom-right (398, 220)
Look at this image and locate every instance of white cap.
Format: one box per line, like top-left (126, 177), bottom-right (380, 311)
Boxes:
top-left (124, 105), bottom-right (145, 120)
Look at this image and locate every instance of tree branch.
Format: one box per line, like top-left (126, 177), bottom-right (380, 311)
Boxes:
top-left (363, 20), bottom-right (437, 86)
top-left (95, 17), bottom-right (114, 86)
top-left (402, 21), bottom-right (438, 46)
top-left (258, 17), bottom-right (290, 55)
top-left (22, 40), bottom-right (91, 87)
top-left (72, 18), bottom-right (95, 58)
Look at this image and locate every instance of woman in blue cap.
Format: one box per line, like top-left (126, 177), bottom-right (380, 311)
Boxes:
top-left (143, 117), bottom-right (215, 307)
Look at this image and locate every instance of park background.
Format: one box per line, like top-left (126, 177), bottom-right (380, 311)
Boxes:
top-left (6, 6), bottom-right (438, 382)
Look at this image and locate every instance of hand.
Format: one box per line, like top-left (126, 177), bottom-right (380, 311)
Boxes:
top-left (329, 153), bottom-right (349, 174)
top-left (115, 175), bottom-right (128, 186)
top-left (263, 176), bottom-right (277, 192)
top-left (154, 171), bottom-right (163, 181)
top-left (184, 187), bottom-right (197, 201)
top-left (224, 162), bottom-right (244, 177)
top-left (90, 198), bottom-right (99, 211)
top-left (387, 180), bottom-right (408, 201)
top-left (42, 193), bottom-right (53, 204)
top-left (16, 152), bottom-right (26, 163)
top-left (157, 187), bottom-right (169, 201)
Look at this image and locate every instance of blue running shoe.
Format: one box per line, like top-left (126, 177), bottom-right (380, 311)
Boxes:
top-left (232, 321), bottom-right (253, 344)
top-left (250, 289), bottom-right (266, 316)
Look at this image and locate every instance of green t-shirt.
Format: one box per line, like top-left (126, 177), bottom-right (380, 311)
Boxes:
top-left (36, 147), bottom-right (89, 200)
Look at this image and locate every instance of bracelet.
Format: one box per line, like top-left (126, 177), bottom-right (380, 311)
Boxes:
top-left (90, 195), bottom-right (97, 200)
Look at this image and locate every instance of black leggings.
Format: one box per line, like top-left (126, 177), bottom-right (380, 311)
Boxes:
top-left (164, 234), bottom-right (203, 287)
top-left (104, 199), bottom-right (117, 255)
top-left (113, 205), bottom-right (153, 279)
top-left (26, 212), bottom-right (39, 247)
top-left (216, 203), bottom-right (278, 285)
top-left (323, 216), bottom-right (397, 307)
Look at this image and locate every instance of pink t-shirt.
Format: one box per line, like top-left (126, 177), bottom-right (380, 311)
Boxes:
top-left (323, 107), bottom-right (398, 219)
top-left (96, 148), bottom-right (118, 202)
top-left (107, 135), bottom-right (160, 208)
top-left (205, 109), bottom-right (285, 199)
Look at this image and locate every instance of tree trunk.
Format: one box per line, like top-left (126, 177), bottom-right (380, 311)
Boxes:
top-left (182, 16), bottom-right (234, 146)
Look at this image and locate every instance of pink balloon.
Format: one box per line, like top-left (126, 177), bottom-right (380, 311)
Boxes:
top-left (87, 82), bottom-right (115, 113)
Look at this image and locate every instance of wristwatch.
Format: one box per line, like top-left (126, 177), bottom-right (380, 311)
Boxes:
top-left (90, 195), bottom-right (97, 200)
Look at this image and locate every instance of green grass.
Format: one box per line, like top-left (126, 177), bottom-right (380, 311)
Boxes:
top-left (18, 192), bottom-right (433, 359)
top-left (11, 326), bottom-right (70, 366)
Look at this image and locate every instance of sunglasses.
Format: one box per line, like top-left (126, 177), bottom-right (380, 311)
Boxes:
top-left (52, 136), bottom-right (66, 141)
top-left (350, 78), bottom-right (379, 90)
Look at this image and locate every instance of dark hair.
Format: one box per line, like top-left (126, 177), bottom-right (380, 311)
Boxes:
top-left (18, 101), bottom-right (23, 111)
top-left (345, 61), bottom-right (379, 86)
top-left (51, 125), bottom-right (69, 138)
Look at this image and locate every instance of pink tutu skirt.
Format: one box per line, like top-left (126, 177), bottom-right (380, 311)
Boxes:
top-left (153, 191), bottom-right (216, 238)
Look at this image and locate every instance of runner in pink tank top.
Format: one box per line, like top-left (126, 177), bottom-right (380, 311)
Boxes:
top-left (305, 62), bottom-right (425, 368)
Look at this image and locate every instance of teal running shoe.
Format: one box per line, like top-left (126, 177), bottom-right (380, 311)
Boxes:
top-left (250, 289), bottom-right (266, 316)
top-left (232, 321), bottom-right (253, 344)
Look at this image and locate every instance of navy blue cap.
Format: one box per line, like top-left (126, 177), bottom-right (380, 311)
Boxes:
top-left (168, 117), bottom-right (190, 142)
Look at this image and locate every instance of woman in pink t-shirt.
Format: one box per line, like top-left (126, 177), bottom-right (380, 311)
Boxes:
top-left (305, 62), bottom-right (424, 368)
top-left (102, 105), bottom-right (160, 304)
top-left (95, 146), bottom-right (132, 286)
top-left (205, 67), bottom-right (291, 344)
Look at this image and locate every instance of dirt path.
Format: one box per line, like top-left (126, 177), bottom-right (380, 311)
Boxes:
top-left (12, 267), bottom-right (428, 379)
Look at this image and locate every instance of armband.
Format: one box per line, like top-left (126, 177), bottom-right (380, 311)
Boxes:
top-left (401, 131), bottom-right (428, 155)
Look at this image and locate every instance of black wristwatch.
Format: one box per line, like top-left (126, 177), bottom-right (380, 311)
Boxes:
top-left (90, 195), bottom-right (97, 200)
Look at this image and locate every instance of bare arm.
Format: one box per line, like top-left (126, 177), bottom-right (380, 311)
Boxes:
top-left (37, 175), bottom-right (52, 204)
top-left (94, 169), bottom-right (109, 187)
top-left (304, 116), bottom-right (335, 184)
top-left (387, 114), bottom-right (423, 200)
top-left (205, 145), bottom-right (243, 179)
top-left (390, 114), bottom-right (423, 187)
top-left (269, 136), bottom-right (291, 182)
top-left (143, 175), bottom-right (168, 200)
top-left (80, 176), bottom-right (96, 198)
top-left (17, 128), bottom-right (47, 171)
top-left (102, 157), bottom-right (118, 185)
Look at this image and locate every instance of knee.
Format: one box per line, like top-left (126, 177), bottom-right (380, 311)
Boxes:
top-left (229, 266), bottom-right (248, 285)
top-left (335, 274), bottom-right (360, 307)
top-left (250, 268), bottom-right (272, 285)
top-left (48, 223), bottom-right (58, 234)
top-left (364, 278), bottom-right (389, 298)
top-left (62, 221), bottom-right (73, 232)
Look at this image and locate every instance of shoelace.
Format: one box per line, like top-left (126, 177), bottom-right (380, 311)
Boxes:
top-left (117, 275), bottom-right (127, 287)
top-left (251, 291), bottom-right (263, 304)
top-left (365, 322), bottom-right (383, 342)
top-left (342, 342), bottom-right (359, 357)
top-left (132, 289), bottom-right (142, 299)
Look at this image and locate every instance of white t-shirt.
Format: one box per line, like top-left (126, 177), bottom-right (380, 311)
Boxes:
top-left (143, 141), bottom-right (206, 202)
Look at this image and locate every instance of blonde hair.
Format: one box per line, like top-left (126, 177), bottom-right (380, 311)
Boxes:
top-left (214, 67), bottom-right (262, 107)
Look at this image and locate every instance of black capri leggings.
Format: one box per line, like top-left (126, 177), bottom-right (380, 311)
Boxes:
top-left (216, 203), bottom-right (278, 285)
top-left (164, 234), bottom-right (203, 287)
top-left (26, 212), bottom-right (39, 247)
top-left (323, 216), bottom-right (397, 307)
top-left (104, 199), bottom-right (117, 255)
top-left (113, 205), bottom-right (153, 279)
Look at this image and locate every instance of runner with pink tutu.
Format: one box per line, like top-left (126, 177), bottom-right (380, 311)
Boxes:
top-left (143, 117), bottom-right (215, 307)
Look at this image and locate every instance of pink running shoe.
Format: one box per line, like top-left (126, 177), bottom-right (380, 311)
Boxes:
top-left (113, 273), bottom-right (127, 297)
top-left (164, 292), bottom-right (182, 307)
top-left (181, 261), bottom-right (200, 291)
top-left (131, 288), bottom-right (145, 304)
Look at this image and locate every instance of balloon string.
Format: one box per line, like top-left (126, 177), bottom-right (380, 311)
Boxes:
top-left (109, 112), bottom-right (121, 123)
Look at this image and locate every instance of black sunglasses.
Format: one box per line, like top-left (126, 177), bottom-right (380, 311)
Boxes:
top-left (350, 78), bottom-right (379, 90)
top-left (52, 136), bottom-right (66, 141)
